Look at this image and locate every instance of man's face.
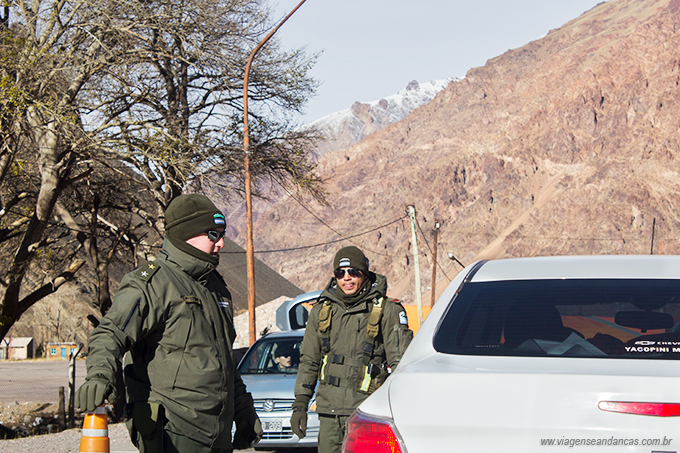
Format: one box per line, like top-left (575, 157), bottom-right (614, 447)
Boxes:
top-left (275, 353), bottom-right (292, 369)
top-left (185, 227), bottom-right (225, 257)
top-left (335, 267), bottom-right (366, 295)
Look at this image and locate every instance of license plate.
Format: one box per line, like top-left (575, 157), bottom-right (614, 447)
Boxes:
top-left (262, 419), bottom-right (283, 432)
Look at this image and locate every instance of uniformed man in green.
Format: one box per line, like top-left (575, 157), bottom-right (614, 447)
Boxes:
top-left (75, 194), bottom-right (262, 452)
top-left (291, 246), bottom-right (414, 453)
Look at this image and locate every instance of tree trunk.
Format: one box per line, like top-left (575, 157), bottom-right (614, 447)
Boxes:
top-left (0, 107), bottom-right (74, 341)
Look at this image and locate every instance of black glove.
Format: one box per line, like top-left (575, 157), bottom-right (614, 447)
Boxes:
top-left (75, 375), bottom-right (117, 412)
top-left (290, 399), bottom-right (309, 439)
top-left (233, 403), bottom-right (263, 449)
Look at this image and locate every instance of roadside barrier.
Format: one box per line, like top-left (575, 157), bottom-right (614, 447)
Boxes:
top-left (79, 405), bottom-right (110, 452)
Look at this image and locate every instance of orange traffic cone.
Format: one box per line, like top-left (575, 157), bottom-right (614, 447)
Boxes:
top-left (79, 405), bottom-right (110, 452)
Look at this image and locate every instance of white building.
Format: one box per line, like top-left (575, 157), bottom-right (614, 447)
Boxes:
top-left (0, 337), bottom-right (34, 360)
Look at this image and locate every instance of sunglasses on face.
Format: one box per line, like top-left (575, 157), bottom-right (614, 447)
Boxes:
top-left (334, 268), bottom-right (363, 279)
top-left (206, 230), bottom-right (226, 242)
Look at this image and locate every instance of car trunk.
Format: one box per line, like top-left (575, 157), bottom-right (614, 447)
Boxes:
top-left (388, 354), bottom-right (680, 452)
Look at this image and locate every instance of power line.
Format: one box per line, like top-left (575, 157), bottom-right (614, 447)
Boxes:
top-left (222, 215), bottom-right (408, 254)
top-left (270, 185), bottom-right (407, 257)
top-left (5, 206), bottom-right (678, 258)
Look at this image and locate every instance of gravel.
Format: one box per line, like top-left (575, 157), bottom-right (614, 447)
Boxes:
top-left (0, 423), bottom-right (273, 452)
top-left (0, 422), bottom-right (136, 453)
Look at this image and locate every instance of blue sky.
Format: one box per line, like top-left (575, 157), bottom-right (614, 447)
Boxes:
top-left (272, 0), bottom-right (607, 123)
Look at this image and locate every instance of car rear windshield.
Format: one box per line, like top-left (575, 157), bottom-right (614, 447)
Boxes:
top-left (433, 279), bottom-right (680, 359)
top-left (238, 337), bottom-right (302, 374)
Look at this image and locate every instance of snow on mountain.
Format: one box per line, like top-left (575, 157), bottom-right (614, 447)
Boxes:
top-left (306, 78), bottom-right (458, 157)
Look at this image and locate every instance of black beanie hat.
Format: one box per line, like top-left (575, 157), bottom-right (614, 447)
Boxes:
top-left (165, 194), bottom-right (225, 241)
top-left (333, 246), bottom-right (369, 275)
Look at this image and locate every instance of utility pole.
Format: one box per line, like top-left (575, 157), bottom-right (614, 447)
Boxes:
top-left (243, 0), bottom-right (307, 346)
top-left (407, 206), bottom-right (423, 326)
top-left (431, 220), bottom-right (440, 307)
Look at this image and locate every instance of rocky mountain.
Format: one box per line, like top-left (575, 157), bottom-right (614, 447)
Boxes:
top-left (238, 0), bottom-right (680, 307)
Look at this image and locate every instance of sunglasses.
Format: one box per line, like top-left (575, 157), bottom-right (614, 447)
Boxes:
top-left (206, 230), bottom-right (226, 242)
top-left (334, 268), bottom-right (363, 279)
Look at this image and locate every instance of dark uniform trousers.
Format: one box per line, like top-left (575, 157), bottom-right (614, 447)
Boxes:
top-left (127, 404), bottom-right (232, 453)
top-left (318, 414), bottom-right (350, 453)
top-left (130, 420), bottom-right (233, 453)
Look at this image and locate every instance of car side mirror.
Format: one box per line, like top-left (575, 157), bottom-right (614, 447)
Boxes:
top-left (615, 310), bottom-right (674, 333)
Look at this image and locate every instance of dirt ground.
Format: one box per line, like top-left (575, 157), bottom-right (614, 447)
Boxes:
top-left (0, 401), bottom-right (66, 438)
top-left (0, 359), bottom-right (88, 438)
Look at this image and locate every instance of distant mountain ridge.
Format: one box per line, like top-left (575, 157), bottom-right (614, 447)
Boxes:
top-left (306, 79), bottom-right (455, 158)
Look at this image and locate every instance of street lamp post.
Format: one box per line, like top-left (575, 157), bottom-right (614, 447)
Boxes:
top-left (243, 0), bottom-right (307, 346)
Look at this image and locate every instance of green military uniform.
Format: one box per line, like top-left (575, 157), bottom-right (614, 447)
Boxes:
top-left (294, 270), bottom-right (413, 453)
top-left (77, 194), bottom-right (259, 452)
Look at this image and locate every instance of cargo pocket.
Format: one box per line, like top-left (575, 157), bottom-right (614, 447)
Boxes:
top-left (129, 402), bottom-right (163, 453)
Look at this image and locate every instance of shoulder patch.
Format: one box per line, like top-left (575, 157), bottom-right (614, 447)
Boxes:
top-left (133, 262), bottom-right (161, 282)
top-left (399, 310), bottom-right (409, 326)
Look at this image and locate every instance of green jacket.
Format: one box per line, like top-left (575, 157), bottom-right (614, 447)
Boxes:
top-left (86, 239), bottom-right (250, 448)
top-left (294, 273), bottom-right (413, 416)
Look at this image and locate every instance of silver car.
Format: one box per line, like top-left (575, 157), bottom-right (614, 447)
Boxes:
top-left (239, 292), bottom-right (321, 449)
top-left (344, 255), bottom-right (680, 453)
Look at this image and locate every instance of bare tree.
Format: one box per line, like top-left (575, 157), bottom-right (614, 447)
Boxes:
top-left (0, 0), bottom-right (104, 339)
top-left (83, 0), bottom-right (324, 213)
top-left (34, 296), bottom-right (87, 343)
top-left (0, 0), bottom-right (322, 341)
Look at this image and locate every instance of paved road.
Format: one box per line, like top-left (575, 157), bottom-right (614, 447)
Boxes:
top-left (0, 359), bottom-right (86, 403)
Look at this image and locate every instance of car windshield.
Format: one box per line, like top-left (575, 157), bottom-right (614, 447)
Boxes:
top-left (239, 337), bottom-right (302, 374)
top-left (434, 278), bottom-right (680, 359)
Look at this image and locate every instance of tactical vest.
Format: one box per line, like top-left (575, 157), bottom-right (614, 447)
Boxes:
top-left (317, 297), bottom-right (388, 394)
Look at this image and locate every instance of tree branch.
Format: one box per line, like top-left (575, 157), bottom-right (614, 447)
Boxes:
top-left (17, 259), bottom-right (86, 317)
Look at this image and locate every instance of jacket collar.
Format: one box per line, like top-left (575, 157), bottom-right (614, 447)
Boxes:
top-left (320, 272), bottom-right (388, 309)
top-left (159, 238), bottom-right (216, 281)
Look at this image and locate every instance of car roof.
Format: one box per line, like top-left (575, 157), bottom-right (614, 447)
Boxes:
top-left (258, 329), bottom-right (305, 340)
top-left (470, 255), bottom-right (680, 282)
top-left (275, 290), bottom-right (322, 331)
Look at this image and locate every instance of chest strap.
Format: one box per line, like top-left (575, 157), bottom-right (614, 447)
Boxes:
top-left (362, 297), bottom-right (383, 366)
top-left (318, 300), bottom-right (332, 355)
top-left (317, 297), bottom-right (386, 393)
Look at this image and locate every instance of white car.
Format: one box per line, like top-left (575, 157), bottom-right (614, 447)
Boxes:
top-left (343, 255), bottom-right (680, 453)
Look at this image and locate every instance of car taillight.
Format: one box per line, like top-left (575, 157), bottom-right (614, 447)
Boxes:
top-left (342, 410), bottom-right (406, 453)
top-left (599, 401), bottom-right (680, 417)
